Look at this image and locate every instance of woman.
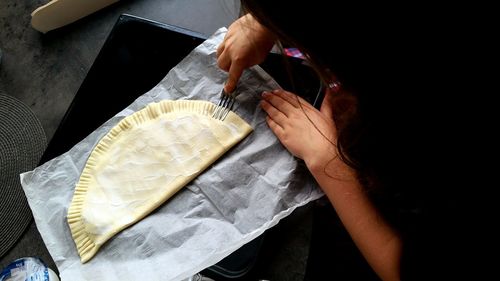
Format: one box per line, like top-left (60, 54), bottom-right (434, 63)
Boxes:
top-left (217, 1), bottom-right (473, 281)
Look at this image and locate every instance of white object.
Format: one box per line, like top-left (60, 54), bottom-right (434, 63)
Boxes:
top-left (0, 257), bottom-right (60, 281)
top-left (20, 28), bottom-right (322, 281)
top-left (31, 0), bottom-right (119, 33)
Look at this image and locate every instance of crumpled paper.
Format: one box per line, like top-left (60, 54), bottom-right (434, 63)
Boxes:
top-left (20, 28), bottom-right (323, 281)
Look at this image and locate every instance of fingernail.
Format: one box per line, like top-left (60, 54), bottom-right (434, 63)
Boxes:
top-left (262, 91), bottom-right (270, 97)
top-left (224, 83), bottom-right (233, 93)
top-left (272, 89), bottom-right (280, 93)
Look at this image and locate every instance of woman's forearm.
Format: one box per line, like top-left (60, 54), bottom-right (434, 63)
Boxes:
top-left (307, 158), bottom-right (402, 281)
top-left (258, 86), bottom-right (401, 280)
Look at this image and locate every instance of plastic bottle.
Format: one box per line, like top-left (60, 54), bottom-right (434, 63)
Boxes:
top-left (0, 257), bottom-right (59, 281)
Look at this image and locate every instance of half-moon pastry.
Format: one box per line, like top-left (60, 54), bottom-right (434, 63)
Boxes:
top-left (67, 100), bottom-right (252, 263)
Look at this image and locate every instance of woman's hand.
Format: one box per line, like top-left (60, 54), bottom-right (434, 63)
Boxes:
top-left (217, 14), bottom-right (276, 93)
top-left (260, 89), bottom-right (339, 172)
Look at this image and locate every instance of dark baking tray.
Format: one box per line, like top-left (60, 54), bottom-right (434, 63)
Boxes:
top-left (39, 14), bottom-right (321, 279)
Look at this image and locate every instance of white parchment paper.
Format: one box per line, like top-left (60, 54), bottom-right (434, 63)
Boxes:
top-left (20, 28), bottom-right (323, 281)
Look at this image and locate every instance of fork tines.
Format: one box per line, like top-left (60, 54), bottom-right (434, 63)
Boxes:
top-left (212, 89), bottom-right (236, 121)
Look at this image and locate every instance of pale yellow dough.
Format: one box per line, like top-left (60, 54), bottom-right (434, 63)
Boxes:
top-left (67, 100), bottom-right (252, 263)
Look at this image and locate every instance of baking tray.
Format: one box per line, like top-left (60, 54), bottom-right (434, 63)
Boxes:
top-left (40, 14), bottom-right (321, 279)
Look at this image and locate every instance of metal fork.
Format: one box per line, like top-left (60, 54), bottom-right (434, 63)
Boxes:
top-left (212, 88), bottom-right (236, 121)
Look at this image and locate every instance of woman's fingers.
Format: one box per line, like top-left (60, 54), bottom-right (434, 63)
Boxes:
top-left (265, 115), bottom-right (285, 137)
top-left (271, 89), bottom-right (300, 107)
top-left (260, 88), bottom-right (339, 161)
top-left (272, 89), bottom-right (317, 114)
top-left (260, 99), bottom-right (288, 126)
top-left (217, 49), bottom-right (231, 71)
top-left (261, 91), bottom-right (299, 117)
top-left (216, 41), bottom-right (225, 59)
top-left (226, 63), bottom-right (245, 93)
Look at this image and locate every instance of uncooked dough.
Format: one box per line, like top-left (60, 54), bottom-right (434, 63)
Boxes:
top-left (67, 100), bottom-right (252, 263)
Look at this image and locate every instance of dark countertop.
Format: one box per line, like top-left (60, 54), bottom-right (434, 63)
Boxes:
top-left (1, 2), bottom-right (316, 280)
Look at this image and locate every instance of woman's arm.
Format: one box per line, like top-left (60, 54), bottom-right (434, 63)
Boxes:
top-left (308, 155), bottom-right (402, 281)
top-left (260, 89), bottom-right (402, 281)
top-left (217, 13), bottom-right (276, 93)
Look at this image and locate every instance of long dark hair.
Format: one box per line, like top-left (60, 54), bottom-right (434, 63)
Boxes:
top-left (240, 3), bottom-right (478, 267)
top-left (240, 1), bottom-right (433, 214)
